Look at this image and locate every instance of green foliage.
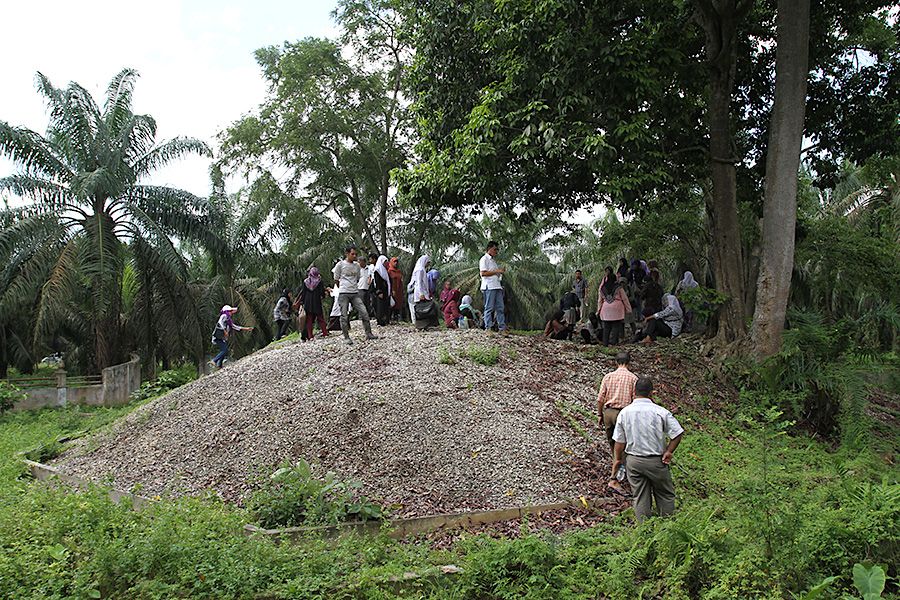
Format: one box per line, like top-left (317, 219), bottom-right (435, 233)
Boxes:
top-left (0, 69), bottom-right (212, 374)
top-left (0, 380), bottom-right (24, 414)
top-left (852, 562), bottom-right (886, 599)
top-left (436, 346), bottom-right (456, 365)
top-left (464, 344), bottom-right (500, 366)
top-left (0, 390), bottom-right (897, 598)
top-left (793, 206), bottom-right (900, 351)
top-left (129, 364), bottom-right (197, 402)
top-left (247, 459), bottom-right (384, 529)
top-left (679, 286), bottom-right (728, 324)
top-left (756, 310), bottom-right (898, 448)
top-left (451, 534), bottom-right (571, 599)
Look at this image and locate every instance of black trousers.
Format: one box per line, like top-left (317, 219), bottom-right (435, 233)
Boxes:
top-left (275, 319), bottom-right (291, 340)
top-left (602, 320), bottom-right (624, 345)
top-left (642, 319), bottom-right (673, 341)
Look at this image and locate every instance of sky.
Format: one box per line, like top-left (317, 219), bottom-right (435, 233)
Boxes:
top-left (0, 0), bottom-right (339, 201)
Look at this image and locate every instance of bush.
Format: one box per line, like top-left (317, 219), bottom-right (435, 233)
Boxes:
top-left (755, 310), bottom-right (898, 447)
top-left (130, 365), bottom-right (197, 402)
top-left (247, 459), bottom-right (384, 529)
top-left (0, 381), bottom-right (24, 415)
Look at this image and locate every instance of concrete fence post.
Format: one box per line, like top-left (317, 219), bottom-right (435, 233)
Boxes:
top-left (55, 369), bottom-right (67, 407)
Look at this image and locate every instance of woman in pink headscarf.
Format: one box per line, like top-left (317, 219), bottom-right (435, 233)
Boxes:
top-left (211, 305), bottom-right (253, 368)
top-left (298, 267), bottom-right (329, 340)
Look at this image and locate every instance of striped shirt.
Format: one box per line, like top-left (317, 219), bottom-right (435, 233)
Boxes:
top-left (597, 366), bottom-right (637, 410)
top-left (612, 398), bottom-right (684, 457)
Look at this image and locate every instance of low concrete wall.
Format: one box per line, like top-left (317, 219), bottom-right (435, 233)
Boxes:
top-left (9, 355), bottom-right (140, 411)
top-left (11, 387), bottom-right (62, 411)
top-left (101, 355), bottom-right (141, 406)
top-left (244, 499), bottom-right (581, 541)
top-left (68, 385), bottom-right (105, 406)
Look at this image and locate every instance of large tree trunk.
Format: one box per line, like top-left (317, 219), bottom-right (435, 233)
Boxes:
top-left (696, 0), bottom-right (753, 343)
top-left (752, 0), bottom-right (811, 358)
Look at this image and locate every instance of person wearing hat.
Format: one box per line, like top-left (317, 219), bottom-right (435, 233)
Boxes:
top-left (211, 305), bottom-right (253, 368)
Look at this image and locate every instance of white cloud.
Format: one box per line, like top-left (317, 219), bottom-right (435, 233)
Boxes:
top-left (0, 0), bottom-right (337, 202)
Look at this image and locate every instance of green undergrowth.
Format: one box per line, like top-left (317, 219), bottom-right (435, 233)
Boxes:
top-left (248, 459), bottom-right (384, 529)
top-left (0, 381), bottom-right (897, 598)
top-left (129, 365), bottom-right (198, 402)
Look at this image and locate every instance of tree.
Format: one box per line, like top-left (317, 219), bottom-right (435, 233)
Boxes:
top-left (438, 212), bottom-right (563, 329)
top-left (401, 0), bottom-right (897, 346)
top-left (751, 0), bottom-right (811, 358)
top-left (220, 0), bottom-right (413, 257)
top-left (0, 69), bottom-right (211, 372)
top-left (692, 0), bottom-right (755, 343)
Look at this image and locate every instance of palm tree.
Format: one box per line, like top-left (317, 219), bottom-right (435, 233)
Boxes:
top-left (438, 213), bottom-right (561, 330)
top-left (0, 69), bottom-right (211, 372)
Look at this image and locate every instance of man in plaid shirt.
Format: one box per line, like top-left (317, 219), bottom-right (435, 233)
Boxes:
top-left (597, 351), bottom-right (637, 493)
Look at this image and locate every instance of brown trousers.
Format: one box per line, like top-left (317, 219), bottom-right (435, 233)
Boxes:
top-left (625, 454), bottom-right (676, 522)
top-left (602, 407), bottom-right (620, 448)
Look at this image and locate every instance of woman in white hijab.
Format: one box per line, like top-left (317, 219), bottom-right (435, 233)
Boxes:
top-left (637, 293), bottom-right (683, 343)
top-left (412, 255), bottom-right (431, 301)
top-left (372, 255), bottom-right (392, 326)
top-left (411, 255), bottom-right (439, 329)
top-left (675, 271), bottom-right (699, 294)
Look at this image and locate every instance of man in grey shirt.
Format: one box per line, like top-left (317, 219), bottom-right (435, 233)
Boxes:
top-left (332, 245), bottom-right (378, 345)
top-left (612, 376), bottom-right (684, 522)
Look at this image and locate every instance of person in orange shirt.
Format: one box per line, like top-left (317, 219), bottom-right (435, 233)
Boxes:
top-left (597, 351), bottom-right (637, 494)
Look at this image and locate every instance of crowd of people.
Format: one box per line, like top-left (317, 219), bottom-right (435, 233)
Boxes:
top-left (211, 245), bottom-right (703, 368)
top-left (209, 241), bottom-right (511, 367)
top-left (545, 259), bottom-right (700, 347)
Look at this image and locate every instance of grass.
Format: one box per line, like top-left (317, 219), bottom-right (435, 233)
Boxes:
top-left (0, 384), bottom-right (896, 598)
top-left (437, 346), bottom-right (457, 365)
top-left (464, 344), bottom-right (501, 366)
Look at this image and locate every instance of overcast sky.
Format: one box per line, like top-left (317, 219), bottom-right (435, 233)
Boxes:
top-left (0, 0), bottom-right (338, 201)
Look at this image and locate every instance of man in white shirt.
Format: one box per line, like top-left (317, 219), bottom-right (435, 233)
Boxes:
top-left (611, 376), bottom-right (684, 522)
top-left (332, 246), bottom-right (378, 345)
top-left (479, 240), bottom-right (507, 332)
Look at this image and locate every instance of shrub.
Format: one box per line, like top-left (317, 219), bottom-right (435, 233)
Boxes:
top-left (679, 285), bottom-right (727, 325)
top-left (130, 365), bottom-right (197, 402)
top-left (247, 459), bottom-right (384, 529)
top-left (0, 381), bottom-right (24, 415)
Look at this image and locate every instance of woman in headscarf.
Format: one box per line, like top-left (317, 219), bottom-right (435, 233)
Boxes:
top-left (640, 269), bottom-right (665, 316)
top-left (372, 255), bottom-right (392, 326)
top-left (211, 305), bottom-right (253, 368)
top-left (427, 269), bottom-right (440, 298)
top-left (675, 271), bottom-right (699, 294)
top-left (327, 285), bottom-right (342, 332)
top-left (597, 267), bottom-right (632, 346)
top-left (442, 286), bottom-right (462, 329)
top-left (387, 257), bottom-right (404, 322)
top-left (637, 293), bottom-right (683, 343)
top-left (411, 255), bottom-right (439, 329)
top-left (616, 257), bottom-right (629, 280)
top-left (299, 266), bottom-right (329, 340)
top-left (543, 309), bottom-right (572, 340)
top-left (459, 294), bottom-right (479, 329)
